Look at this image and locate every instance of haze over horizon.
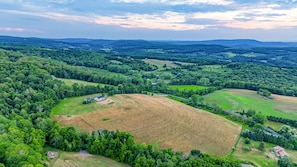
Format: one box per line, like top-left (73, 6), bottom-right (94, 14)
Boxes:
top-left (1, 0), bottom-right (297, 41)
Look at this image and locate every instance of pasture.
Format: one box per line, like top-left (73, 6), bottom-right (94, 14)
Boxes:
top-left (203, 89), bottom-right (297, 119)
top-left (53, 94), bottom-right (241, 156)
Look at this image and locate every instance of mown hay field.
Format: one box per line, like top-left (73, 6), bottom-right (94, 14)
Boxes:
top-left (49, 151), bottom-right (128, 167)
top-left (53, 94), bottom-right (241, 156)
top-left (204, 89), bottom-right (297, 119)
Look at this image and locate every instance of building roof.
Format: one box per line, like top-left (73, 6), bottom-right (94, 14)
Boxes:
top-left (274, 145), bottom-right (289, 157)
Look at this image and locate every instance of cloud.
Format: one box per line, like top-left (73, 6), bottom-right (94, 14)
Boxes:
top-left (1, 0), bottom-right (297, 33)
top-left (0, 27), bottom-right (26, 32)
top-left (93, 11), bottom-right (207, 31)
top-left (110, 0), bottom-right (233, 5)
top-left (192, 4), bottom-right (297, 29)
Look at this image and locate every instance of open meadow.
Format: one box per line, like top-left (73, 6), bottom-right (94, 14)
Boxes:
top-left (53, 94), bottom-right (241, 156)
top-left (204, 89), bottom-right (297, 119)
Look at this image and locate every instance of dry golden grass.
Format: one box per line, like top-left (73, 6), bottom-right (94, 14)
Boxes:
top-left (51, 151), bottom-right (128, 167)
top-left (54, 94), bottom-right (241, 156)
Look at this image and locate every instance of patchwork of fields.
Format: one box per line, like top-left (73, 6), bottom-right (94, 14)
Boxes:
top-left (53, 94), bottom-right (241, 156)
top-left (204, 89), bottom-right (297, 119)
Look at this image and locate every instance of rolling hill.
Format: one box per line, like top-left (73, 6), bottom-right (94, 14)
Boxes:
top-left (53, 94), bottom-right (242, 156)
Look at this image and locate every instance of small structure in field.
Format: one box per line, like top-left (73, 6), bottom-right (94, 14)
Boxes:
top-left (83, 95), bottom-right (105, 104)
top-left (46, 151), bottom-right (58, 159)
top-left (274, 146), bottom-right (289, 158)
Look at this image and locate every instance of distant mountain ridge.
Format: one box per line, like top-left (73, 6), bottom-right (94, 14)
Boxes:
top-left (0, 35), bottom-right (297, 48)
top-left (164, 39), bottom-right (297, 48)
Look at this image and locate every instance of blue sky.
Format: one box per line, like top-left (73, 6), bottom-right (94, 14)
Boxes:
top-left (1, 0), bottom-right (297, 41)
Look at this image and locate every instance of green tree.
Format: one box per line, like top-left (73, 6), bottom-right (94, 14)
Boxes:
top-left (258, 141), bottom-right (265, 151)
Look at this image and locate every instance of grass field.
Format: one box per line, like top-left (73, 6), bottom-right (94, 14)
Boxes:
top-left (169, 85), bottom-right (208, 91)
top-left (53, 94), bottom-right (241, 156)
top-left (48, 150), bottom-right (128, 167)
top-left (53, 76), bottom-right (108, 87)
top-left (51, 94), bottom-right (122, 116)
top-left (204, 89), bottom-right (297, 119)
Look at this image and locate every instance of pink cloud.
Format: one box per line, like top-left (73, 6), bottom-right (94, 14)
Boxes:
top-left (0, 27), bottom-right (26, 32)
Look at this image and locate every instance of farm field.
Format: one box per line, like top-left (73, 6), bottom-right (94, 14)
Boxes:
top-left (53, 94), bottom-right (241, 156)
top-left (169, 85), bottom-right (208, 91)
top-left (203, 89), bottom-right (297, 119)
top-left (48, 150), bottom-right (128, 167)
top-left (51, 94), bottom-right (122, 116)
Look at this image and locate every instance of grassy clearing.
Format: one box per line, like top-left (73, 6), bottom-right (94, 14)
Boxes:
top-left (233, 138), bottom-right (278, 167)
top-left (265, 121), bottom-right (285, 131)
top-left (54, 94), bottom-right (241, 156)
top-left (46, 150), bottom-right (128, 167)
top-left (204, 89), bottom-right (297, 119)
top-left (51, 94), bottom-right (121, 116)
top-left (233, 137), bottom-right (297, 166)
top-left (169, 85), bottom-right (208, 91)
top-left (53, 76), bottom-right (109, 87)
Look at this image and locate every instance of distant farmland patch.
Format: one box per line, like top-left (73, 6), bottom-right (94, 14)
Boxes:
top-left (204, 89), bottom-right (297, 119)
top-left (143, 59), bottom-right (193, 69)
top-left (53, 94), bottom-right (241, 156)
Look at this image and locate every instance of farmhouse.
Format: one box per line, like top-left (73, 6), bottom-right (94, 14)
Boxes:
top-left (46, 151), bottom-right (58, 159)
top-left (274, 145), bottom-right (289, 158)
top-left (83, 95), bottom-right (105, 104)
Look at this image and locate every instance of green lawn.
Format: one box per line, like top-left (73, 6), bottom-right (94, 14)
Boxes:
top-left (203, 89), bottom-right (297, 120)
top-left (51, 94), bottom-right (121, 116)
top-left (169, 85), bottom-right (208, 91)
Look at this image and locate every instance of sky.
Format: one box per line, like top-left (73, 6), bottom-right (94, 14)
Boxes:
top-left (1, 0), bottom-right (297, 41)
